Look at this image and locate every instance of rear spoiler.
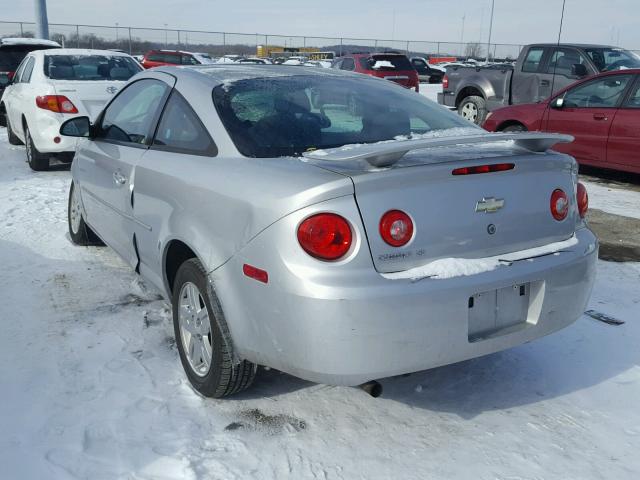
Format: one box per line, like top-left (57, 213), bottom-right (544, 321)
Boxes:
top-left (302, 132), bottom-right (574, 168)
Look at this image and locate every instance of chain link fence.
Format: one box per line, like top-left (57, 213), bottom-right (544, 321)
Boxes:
top-left (0, 20), bottom-right (527, 61)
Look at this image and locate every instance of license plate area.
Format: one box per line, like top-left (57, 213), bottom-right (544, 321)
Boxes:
top-left (468, 283), bottom-right (534, 342)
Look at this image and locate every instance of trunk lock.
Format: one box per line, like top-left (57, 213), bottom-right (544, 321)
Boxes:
top-left (487, 224), bottom-right (497, 235)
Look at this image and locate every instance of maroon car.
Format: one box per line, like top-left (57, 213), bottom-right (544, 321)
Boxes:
top-left (332, 53), bottom-right (420, 92)
top-left (483, 69), bottom-right (640, 174)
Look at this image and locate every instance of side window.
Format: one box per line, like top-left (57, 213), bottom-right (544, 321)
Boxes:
top-left (546, 48), bottom-right (588, 77)
top-left (182, 55), bottom-right (199, 65)
top-left (153, 92), bottom-right (217, 156)
top-left (12, 58), bottom-right (28, 83)
top-left (331, 59), bottom-right (342, 69)
top-left (623, 79), bottom-right (640, 108)
top-left (522, 48), bottom-right (544, 73)
top-left (20, 57), bottom-right (36, 83)
top-left (340, 58), bottom-right (355, 71)
top-left (97, 79), bottom-right (169, 145)
top-left (563, 75), bottom-right (632, 108)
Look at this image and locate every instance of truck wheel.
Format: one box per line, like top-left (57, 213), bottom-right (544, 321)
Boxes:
top-left (501, 124), bottom-right (527, 132)
top-left (172, 258), bottom-right (257, 398)
top-left (25, 124), bottom-right (49, 171)
top-left (5, 114), bottom-right (23, 146)
top-left (458, 96), bottom-right (487, 125)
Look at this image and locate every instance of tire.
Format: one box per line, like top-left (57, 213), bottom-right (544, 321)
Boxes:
top-left (458, 95), bottom-right (487, 125)
top-left (172, 258), bottom-right (257, 398)
top-left (5, 114), bottom-right (23, 146)
top-left (68, 181), bottom-right (104, 246)
top-left (24, 124), bottom-right (49, 171)
top-left (501, 124), bottom-right (527, 133)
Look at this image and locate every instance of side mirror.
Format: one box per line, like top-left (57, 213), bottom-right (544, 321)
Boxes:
top-left (551, 97), bottom-right (565, 109)
top-left (60, 116), bottom-right (92, 137)
top-left (571, 63), bottom-right (588, 78)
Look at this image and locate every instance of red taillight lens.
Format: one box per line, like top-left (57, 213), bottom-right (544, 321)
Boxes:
top-left (550, 189), bottom-right (569, 221)
top-left (577, 182), bottom-right (588, 218)
top-left (297, 213), bottom-right (352, 261)
top-left (36, 95), bottom-right (78, 114)
top-left (380, 210), bottom-right (414, 247)
top-left (442, 75), bottom-right (449, 89)
top-left (452, 163), bottom-right (514, 175)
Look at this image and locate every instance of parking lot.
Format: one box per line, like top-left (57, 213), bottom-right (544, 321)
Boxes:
top-left (1, 126), bottom-right (639, 479)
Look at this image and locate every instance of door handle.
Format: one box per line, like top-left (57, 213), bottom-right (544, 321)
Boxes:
top-left (593, 113), bottom-right (608, 121)
top-left (541, 80), bottom-right (550, 86)
top-left (113, 171), bottom-right (127, 185)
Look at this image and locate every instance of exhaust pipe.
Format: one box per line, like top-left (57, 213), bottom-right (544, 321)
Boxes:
top-left (359, 380), bottom-right (383, 398)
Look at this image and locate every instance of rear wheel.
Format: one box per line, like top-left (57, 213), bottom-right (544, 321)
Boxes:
top-left (5, 114), bottom-right (23, 146)
top-left (172, 258), bottom-right (257, 398)
top-left (501, 123), bottom-right (527, 133)
top-left (25, 124), bottom-right (49, 171)
top-left (458, 95), bottom-right (487, 125)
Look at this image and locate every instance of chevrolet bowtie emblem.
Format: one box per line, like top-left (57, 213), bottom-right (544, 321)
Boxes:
top-left (475, 197), bottom-right (505, 213)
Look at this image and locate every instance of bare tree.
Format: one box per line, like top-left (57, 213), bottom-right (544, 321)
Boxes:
top-left (465, 42), bottom-right (483, 59)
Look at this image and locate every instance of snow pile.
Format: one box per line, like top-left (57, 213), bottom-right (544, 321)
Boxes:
top-left (371, 60), bottom-right (395, 69)
top-left (383, 235), bottom-right (580, 280)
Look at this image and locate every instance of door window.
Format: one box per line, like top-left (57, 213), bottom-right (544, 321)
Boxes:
top-left (562, 75), bottom-right (632, 108)
top-left (19, 57), bottom-right (35, 83)
top-left (152, 91), bottom-right (217, 156)
top-left (623, 79), bottom-right (640, 108)
top-left (340, 58), bottom-right (355, 71)
top-left (97, 79), bottom-right (169, 145)
top-left (12, 57), bottom-right (28, 83)
top-left (521, 47), bottom-right (544, 73)
top-left (545, 48), bottom-right (588, 77)
top-left (181, 55), bottom-right (199, 65)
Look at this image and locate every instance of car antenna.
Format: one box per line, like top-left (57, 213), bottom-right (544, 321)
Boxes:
top-left (549, 0), bottom-right (567, 100)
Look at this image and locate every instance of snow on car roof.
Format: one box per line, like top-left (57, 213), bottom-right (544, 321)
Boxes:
top-left (0, 37), bottom-right (61, 47)
top-left (37, 48), bottom-right (133, 57)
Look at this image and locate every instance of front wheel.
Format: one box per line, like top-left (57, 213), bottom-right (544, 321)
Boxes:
top-left (172, 258), bottom-right (257, 398)
top-left (458, 95), bottom-right (487, 125)
top-left (25, 124), bottom-right (49, 171)
top-left (68, 182), bottom-right (103, 246)
top-left (501, 124), bottom-right (527, 133)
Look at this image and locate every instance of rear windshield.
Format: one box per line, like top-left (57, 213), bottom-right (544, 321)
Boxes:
top-left (360, 55), bottom-right (413, 71)
top-left (44, 55), bottom-right (142, 81)
top-left (213, 74), bottom-right (473, 157)
top-left (0, 45), bottom-right (55, 71)
top-left (584, 48), bottom-right (640, 72)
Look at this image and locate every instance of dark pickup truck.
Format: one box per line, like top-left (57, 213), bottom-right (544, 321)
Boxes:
top-left (438, 43), bottom-right (640, 124)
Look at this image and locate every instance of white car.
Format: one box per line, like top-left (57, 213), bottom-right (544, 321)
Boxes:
top-left (1, 48), bottom-right (142, 171)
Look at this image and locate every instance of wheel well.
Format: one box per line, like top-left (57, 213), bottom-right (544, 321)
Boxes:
top-left (497, 120), bottom-right (527, 131)
top-left (165, 240), bottom-right (197, 294)
top-left (456, 87), bottom-right (484, 108)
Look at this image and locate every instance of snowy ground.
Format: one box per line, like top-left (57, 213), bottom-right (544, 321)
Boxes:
top-left (420, 83), bottom-right (442, 103)
top-left (1, 127), bottom-right (640, 480)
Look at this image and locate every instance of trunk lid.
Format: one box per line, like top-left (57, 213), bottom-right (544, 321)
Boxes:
top-left (52, 80), bottom-right (124, 119)
top-left (305, 137), bottom-right (578, 274)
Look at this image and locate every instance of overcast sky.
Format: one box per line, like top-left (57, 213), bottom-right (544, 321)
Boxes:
top-left (7, 0), bottom-right (640, 48)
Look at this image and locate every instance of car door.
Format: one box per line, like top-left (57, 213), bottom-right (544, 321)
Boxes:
top-left (5, 56), bottom-right (30, 133)
top-left (511, 46), bottom-right (546, 104)
top-left (132, 89), bottom-right (217, 291)
top-left (537, 48), bottom-right (593, 100)
top-left (544, 74), bottom-right (633, 166)
top-left (606, 75), bottom-right (640, 171)
top-left (75, 77), bottom-right (173, 266)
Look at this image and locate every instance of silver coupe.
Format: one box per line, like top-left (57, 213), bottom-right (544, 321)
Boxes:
top-left (61, 65), bottom-right (597, 397)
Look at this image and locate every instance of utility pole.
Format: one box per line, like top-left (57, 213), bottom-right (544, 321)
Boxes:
top-left (164, 24), bottom-right (168, 47)
top-left (34, 0), bottom-right (50, 39)
top-left (486, 0), bottom-right (495, 63)
top-left (460, 14), bottom-right (465, 54)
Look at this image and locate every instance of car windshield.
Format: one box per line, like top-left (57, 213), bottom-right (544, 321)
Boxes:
top-left (360, 54), bottom-right (413, 71)
top-left (584, 48), bottom-right (640, 72)
top-left (44, 54), bottom-right (142, 81)
top-left (213, 74), bottom-right (474, 157)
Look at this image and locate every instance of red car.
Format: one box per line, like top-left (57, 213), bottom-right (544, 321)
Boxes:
top-left (141, 50), bottom-right (212, 69)
top-left (332, 53), bottom-right (419, 92)
top-left (483, 69), bottom-right (640, 174)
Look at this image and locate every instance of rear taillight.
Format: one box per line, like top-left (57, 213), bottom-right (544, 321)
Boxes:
top-left (297, 213), bottom-right (352, 261)
top-left (452, 163), bottom-right (514, 175)
top-left (577, 182), bottom-right (588, 218)
top-left (36, 95), bottom-right (78, 114)
top-left (442, 75), bottom-right (449, 89)
top-left (550, 189), bottom-right (569, 221)
top-left (380, 210), bottom-right (414, 247)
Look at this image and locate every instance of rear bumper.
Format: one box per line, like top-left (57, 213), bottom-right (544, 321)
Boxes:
top-left (214, 227), bottom-right (598, 386)
top-left (438, 91), bottom-right (456, 108)
top-left (28, 113), bottom-right (78, 153)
